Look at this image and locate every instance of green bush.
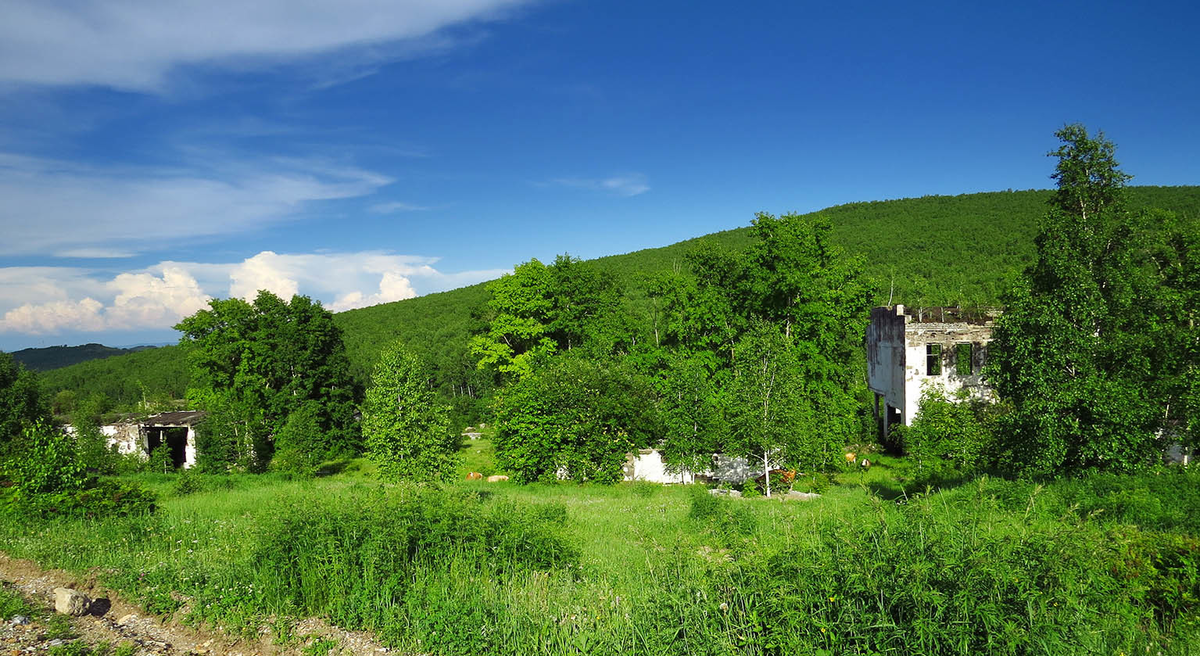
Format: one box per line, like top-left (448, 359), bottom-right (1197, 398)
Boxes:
top-left (905, 387), bottom-right (994, 472)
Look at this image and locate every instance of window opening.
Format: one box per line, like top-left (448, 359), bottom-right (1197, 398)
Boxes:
top-left (955, 343), bottom-right (973, 375)
top-left (926, 344), bottom-right (942, 376)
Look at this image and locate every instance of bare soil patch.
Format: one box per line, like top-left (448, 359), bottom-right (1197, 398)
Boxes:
top-left (0, 553), bottom-right (391, 655)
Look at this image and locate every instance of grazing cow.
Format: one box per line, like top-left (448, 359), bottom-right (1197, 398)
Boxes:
top-left (486, 474), bottom-right (509, 483)
top-left (845, 452), bottom-right (857, 464)
top-left (860, 459), bottom-right (871, 470)
top-left (466, 472), bottom-right (483, 480)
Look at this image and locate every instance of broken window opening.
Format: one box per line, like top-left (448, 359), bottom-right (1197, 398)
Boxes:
top-left (955, 343), bottom-right (973, 376)
top-left (926, 343), bottom-right (942, 376)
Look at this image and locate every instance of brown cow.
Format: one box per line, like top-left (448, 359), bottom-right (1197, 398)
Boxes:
top-left (466, 472), bottom-right (483, 481)
top-left (845, 452), bottom-right (857, 464)
top-left (486, 475), bottom-right (509, 483)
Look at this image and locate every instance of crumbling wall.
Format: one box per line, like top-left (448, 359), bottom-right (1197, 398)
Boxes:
top-left (866, 306), bottom-right (907, 410)
top-left (902, 321), bottom-right (993, 424)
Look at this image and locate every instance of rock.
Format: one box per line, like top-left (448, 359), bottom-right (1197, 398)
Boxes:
top-left (116, 613), bottom-right (137, 625)
top-left (486, 475), bottom-right (509, 482)
top-left (53, 587), bottom-right (91, 616)
top-left (9, 615), bottom-right (28, 626)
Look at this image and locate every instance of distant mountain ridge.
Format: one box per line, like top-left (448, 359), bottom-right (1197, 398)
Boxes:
top-left (8, 343), bottom-right (157, 372)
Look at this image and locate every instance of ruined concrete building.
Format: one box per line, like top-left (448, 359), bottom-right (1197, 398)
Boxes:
top-left (102, 411), bottom-right (204, 469)
top-left (866, 305), bottom-right (997, 440)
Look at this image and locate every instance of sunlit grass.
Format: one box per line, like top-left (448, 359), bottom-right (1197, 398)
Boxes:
top-left (2, 456), bottom-right (1198, 655)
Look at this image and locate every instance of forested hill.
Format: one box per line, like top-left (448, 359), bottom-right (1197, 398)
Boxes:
top-left (38, 185), bottom-right (1200, 409)
top-left (8, 343), bottom-right (151, 372)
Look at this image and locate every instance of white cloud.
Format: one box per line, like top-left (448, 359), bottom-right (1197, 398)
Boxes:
top-left (0, 267), bottom-right (209, 335)
top-left (549, 173), bottom-right (650, 197)
top-left (106, 266), bottom-right (212, 328)
top-left (230, 252), bottom-right (302, 301)
top-left (331, 271), bottom-right (418, 311)
top-left (0, 152), bottom-right (393, 257)
top-left (1, 298), bottom-right (106, 334)
top-left (0, 0), bottom-right (536, 92)
top-left (0, 251), bottom-right (507, 338)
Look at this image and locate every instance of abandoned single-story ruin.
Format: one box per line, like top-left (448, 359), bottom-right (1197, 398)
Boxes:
top-left (99, 411), bottom-right (205, 469)
top-left (866, 304), bottom-right (997, 440)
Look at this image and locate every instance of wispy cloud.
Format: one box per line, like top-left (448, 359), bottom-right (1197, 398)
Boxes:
top-left (0, 0), bottom-right (537, 92)
top-left (0, 151), bottom-right (394, 257)
top-left (548, 173), bottom-right (650, 197)
top-left (369, 201), bottom-right (430, 214)
top-left (0, 251), bottom-right (508, 336)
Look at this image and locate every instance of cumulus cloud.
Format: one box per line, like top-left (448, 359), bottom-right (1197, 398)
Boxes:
top-left (0, 152), bottom-right (393, 257)
top-left (229, 252), bottom-right (302, 301)
top-left (0, 251), bottom-right (507, 338)
top-left (0, 267), bottom-right (210, 335)
top-left (106, 266), bottom-right (212, 329)
top-left (1, 298), bottom-right (106, 335)
top-left (549, 173), bottom-right (650, 197)
top-left (330, 271), bottom-right (418, 311)
top-left (0, 0), bottom-right (535, 91)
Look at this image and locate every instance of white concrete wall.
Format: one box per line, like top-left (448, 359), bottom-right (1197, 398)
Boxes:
top-left (901, 324), bottom-right (993, 425)
top-left (621, 450), bottom-right (754, 484)
top-left (623, 449), bottom-right (696, 484)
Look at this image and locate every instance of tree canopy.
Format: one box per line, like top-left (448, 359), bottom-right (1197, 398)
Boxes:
top-left (988, 125), bottom-right (1195, 475)
top-left (176, 291), bottom-right (358, 472)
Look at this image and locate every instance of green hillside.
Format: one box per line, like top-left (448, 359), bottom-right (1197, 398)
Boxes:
top-left (7, 343), bottom-right (149, 372)
top-left (38, 186), bottom-right (1200, 410)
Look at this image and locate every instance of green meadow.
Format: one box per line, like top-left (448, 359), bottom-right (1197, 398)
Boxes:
top-left (2, 445), bottom-right (1198, 656)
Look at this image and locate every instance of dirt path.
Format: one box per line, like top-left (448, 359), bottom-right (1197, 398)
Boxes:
top-left (0, 553), bottom-right (392, 655)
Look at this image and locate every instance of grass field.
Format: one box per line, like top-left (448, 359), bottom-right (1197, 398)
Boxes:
top-left (1, 445), bottom-right (1198, 655)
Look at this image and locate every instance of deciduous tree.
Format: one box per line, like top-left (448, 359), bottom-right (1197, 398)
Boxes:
top-left (362, 342), bottom-right (457, 481)
top-left (176, 291), bottom-right (358, 471)
top-left (988, 125), bottom-right (1174, 474)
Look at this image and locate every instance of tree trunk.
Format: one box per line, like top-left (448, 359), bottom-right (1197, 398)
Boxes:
top-left (763, 451), bottom-right (771, 498)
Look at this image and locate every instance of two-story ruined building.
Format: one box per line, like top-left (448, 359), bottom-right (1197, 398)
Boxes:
top-left (866, 305), bottom-right (997, 440)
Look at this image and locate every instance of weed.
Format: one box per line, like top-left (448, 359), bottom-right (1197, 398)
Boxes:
top-left (43, 613), bottom-right (78, 641)
top-left (302, 637), bottom-right (340, 656)
top-left (0, 581), bottom-right (32, 620)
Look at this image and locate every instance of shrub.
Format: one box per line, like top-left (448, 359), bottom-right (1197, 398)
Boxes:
top-left (905, 386), bottom-right (994, 471)
top-left (1, 421), bottom-right (154, 519)
top-left (492, 356), bottom-right (660, 483)
top-left (271, 402), bottom-right (325, 476)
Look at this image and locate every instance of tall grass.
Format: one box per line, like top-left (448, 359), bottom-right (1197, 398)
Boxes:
top-left (1, 469), bottom-right (1198, 654)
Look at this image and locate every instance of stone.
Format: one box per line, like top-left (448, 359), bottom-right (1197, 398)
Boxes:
top-left (116, 613), bottom-right (137, 625)
top-left (8, 615), bottom-right (28, 626)
top-left (53, 587), bottom-right (90, 616)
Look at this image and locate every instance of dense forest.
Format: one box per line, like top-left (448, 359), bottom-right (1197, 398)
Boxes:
top-left (32, 185), bottom-right (1200, 418)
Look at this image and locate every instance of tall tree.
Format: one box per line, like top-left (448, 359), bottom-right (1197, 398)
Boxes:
top-left (176, 291), bottom-right (358, 471)
top-left (362, 342), bottom-right (457, 481)
top-left (657, 352), bottom-right (725, 477)
top-left (988, 125), bottom-right (1170, 475)
top-left (742, 212), bottom-right (873, 457)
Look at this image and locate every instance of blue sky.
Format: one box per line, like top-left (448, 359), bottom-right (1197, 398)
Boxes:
top-left (1, 0), bottom-right (1198, 351)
